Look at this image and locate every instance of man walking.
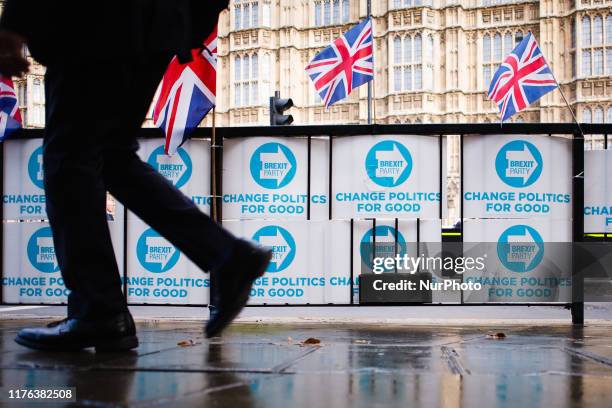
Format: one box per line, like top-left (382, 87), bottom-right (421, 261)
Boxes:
top-left (0, 0), bottom-right (270, 351)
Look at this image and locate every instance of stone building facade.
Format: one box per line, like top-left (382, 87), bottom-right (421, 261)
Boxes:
top-left (214, 0), bottom-right (611, 225)
top-left (3, 1), bottom-right (611, 225)
top-left (215, 0), bottom-right (611, 127)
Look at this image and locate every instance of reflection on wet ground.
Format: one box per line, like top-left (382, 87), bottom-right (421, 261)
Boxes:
top-left (1, 320), bottom-right (612, 407)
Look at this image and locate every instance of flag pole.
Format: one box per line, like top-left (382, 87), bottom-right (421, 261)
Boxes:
top-left (211, 107), bottom-right (218, 222)
top-left (534, 31), bottom-right (585, 137)
top-left (556, 83), bottom-right (585, 137)
top-left (372, 65), bottom-right (376, 124)
top-left (366, 0), bottom-right (372, 125)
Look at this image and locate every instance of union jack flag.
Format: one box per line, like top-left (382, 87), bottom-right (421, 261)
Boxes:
top-left (0, 75), bottom-right (22, 140)
top-left (306, 18), bottom-right (374, 108)
top-left (488, 32), bottom-right (558, 122)
top-left (153, 28), bottom-right (217, 155)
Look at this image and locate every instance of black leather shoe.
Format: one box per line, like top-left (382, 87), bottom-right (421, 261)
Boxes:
top-left (15, 312), bottom-right (138, 352)
top-left (206, 240), bottom-right (272, 338)
top-left (208, 304), bottom-right (219, 322)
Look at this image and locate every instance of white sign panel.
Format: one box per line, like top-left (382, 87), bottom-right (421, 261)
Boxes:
top-left (127, 138), bottom-right (212, 304)
top-left (442, 136), bottom-right (449, 221)
top-left (310, 137), bottom-right (331, 220)
top-left (463, 219), bottom-right (572, 303)
top-left (584, 150), bottom-right (612, 233)
top-left (126, 215), bottom-right (209, 304)
top-left (224, 220), bottom-right (351, 304)
top-left (332, 135), bottom-right (441, 219)
top-left (222, 137), bottom-right (329, 220)
top-left (463, 134), bottom-right (572, 219)
top-left (2, 213), bottom-right (125, 303)
top-left (352, 219), bottom-right (450, 303)
top-left (137, 139), bottom-right (211, 214)
top-left (3, 140), bottom-right (47, 219)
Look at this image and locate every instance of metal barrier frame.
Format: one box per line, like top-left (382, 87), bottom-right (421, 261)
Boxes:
top-left (2, 123), bottom-right (611, 324)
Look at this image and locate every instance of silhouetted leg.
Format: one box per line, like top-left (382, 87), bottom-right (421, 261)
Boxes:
top-left (100, 55), bottom-right (237, 272)
top-left (44, 63), bottom-right (126, 320)
top-left (104, 151), bottom-right (236, 271)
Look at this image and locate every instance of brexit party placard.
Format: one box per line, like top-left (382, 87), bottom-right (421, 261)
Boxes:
top-left (584, 150), bottom-right (612, 233)
top-left (3, 140), bottom-right (47, 220)
top-left (222, 137), bottom-right (329, 220)
top-left (224, 220), bottom-right (351, 304)
top-left (2, 216), bottom-right (125, 303)
top-left (309, 137), bottom-right (331, 220)
top-left (462, 219), bottom-right (572, 303)
top-left (126, 215), bottom-right (209, 304)
top-left (332, 135), bottom-right (441, 219)
top-left (137, 138), bottom-right (211, 214)
top-left (463, 134), bottom-right (572, 219)
top-left (353, 220), bottom-right (418, 278)
top-left (352, 219), bottom-right (451, 303)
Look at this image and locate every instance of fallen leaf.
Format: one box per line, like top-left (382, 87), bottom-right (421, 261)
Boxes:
top-left (177, 339), bottom-right (199, 347)
top-left (302, 337), bottom-right (321, 345)
top-left (486, 332), bottom-right (506, 340)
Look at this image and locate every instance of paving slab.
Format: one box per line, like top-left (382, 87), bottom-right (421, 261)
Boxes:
top-left (1, 320), bottom-right (612, 407)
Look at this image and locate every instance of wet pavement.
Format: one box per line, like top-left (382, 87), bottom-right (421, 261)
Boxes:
top-left (1, 320), bottom-right (612, 407)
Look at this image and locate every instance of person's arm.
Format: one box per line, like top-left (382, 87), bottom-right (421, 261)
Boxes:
top-left (0, 0), bottom-right (30, 77)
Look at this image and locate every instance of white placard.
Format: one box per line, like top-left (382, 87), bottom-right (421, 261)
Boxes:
top-left (351, 219), bottom-right (449, 303)
top-left (463, 219), bottom-right (572, 303)
top-left (137, 139), bottom-right (211, 214)
top-left (224, 220), bottom-right (351, 304)
top-left (222, 137), bottom-right (329, 220)
top-left (125, 215), bottom-right (209, 304)
top-left (309, 137), bottom-right (331, 220)
top-left (3, 140), bottom-right (47, 220)
top-left (442, 135), bottom-right (449, 221)
top-left (353, 219), bottom-right (418, 277)
top-left (332, 135), bottom-right (441, 219)
top-left (584, 150), bottom-right (612, 233)
top-left (463, 134), bottom-right (572, 219)
top-left (2, 212), bottom-right (124, 303)
top-left (125, 139), bottom-right (212, 304)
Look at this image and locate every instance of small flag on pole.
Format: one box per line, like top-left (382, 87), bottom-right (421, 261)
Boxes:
top-left (153, 27), bottom-right (217, 156)
top-left (306, 17), bottom-right (373, 108)
top-left (0, 75), bottom-right (22, 140)
top-left (487, 32), bottom-right (558, 122)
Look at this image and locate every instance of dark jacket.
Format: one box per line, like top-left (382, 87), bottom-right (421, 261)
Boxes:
top-left (0, 0), bottom-right (228, 65)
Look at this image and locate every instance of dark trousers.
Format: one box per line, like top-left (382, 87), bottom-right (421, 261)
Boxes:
top-left (43, 55), bottom-right (235, 320)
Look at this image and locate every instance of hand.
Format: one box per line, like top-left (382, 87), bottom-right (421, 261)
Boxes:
top-left (0, 30), bottom-right (29, 77)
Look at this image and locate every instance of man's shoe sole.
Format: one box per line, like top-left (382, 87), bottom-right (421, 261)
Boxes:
top-left (206, 250), bottom-right (272, 338)
top-left (14, 335), bottom-right (139, 352)
top-left (14, 335), bottom-right (87, 351)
